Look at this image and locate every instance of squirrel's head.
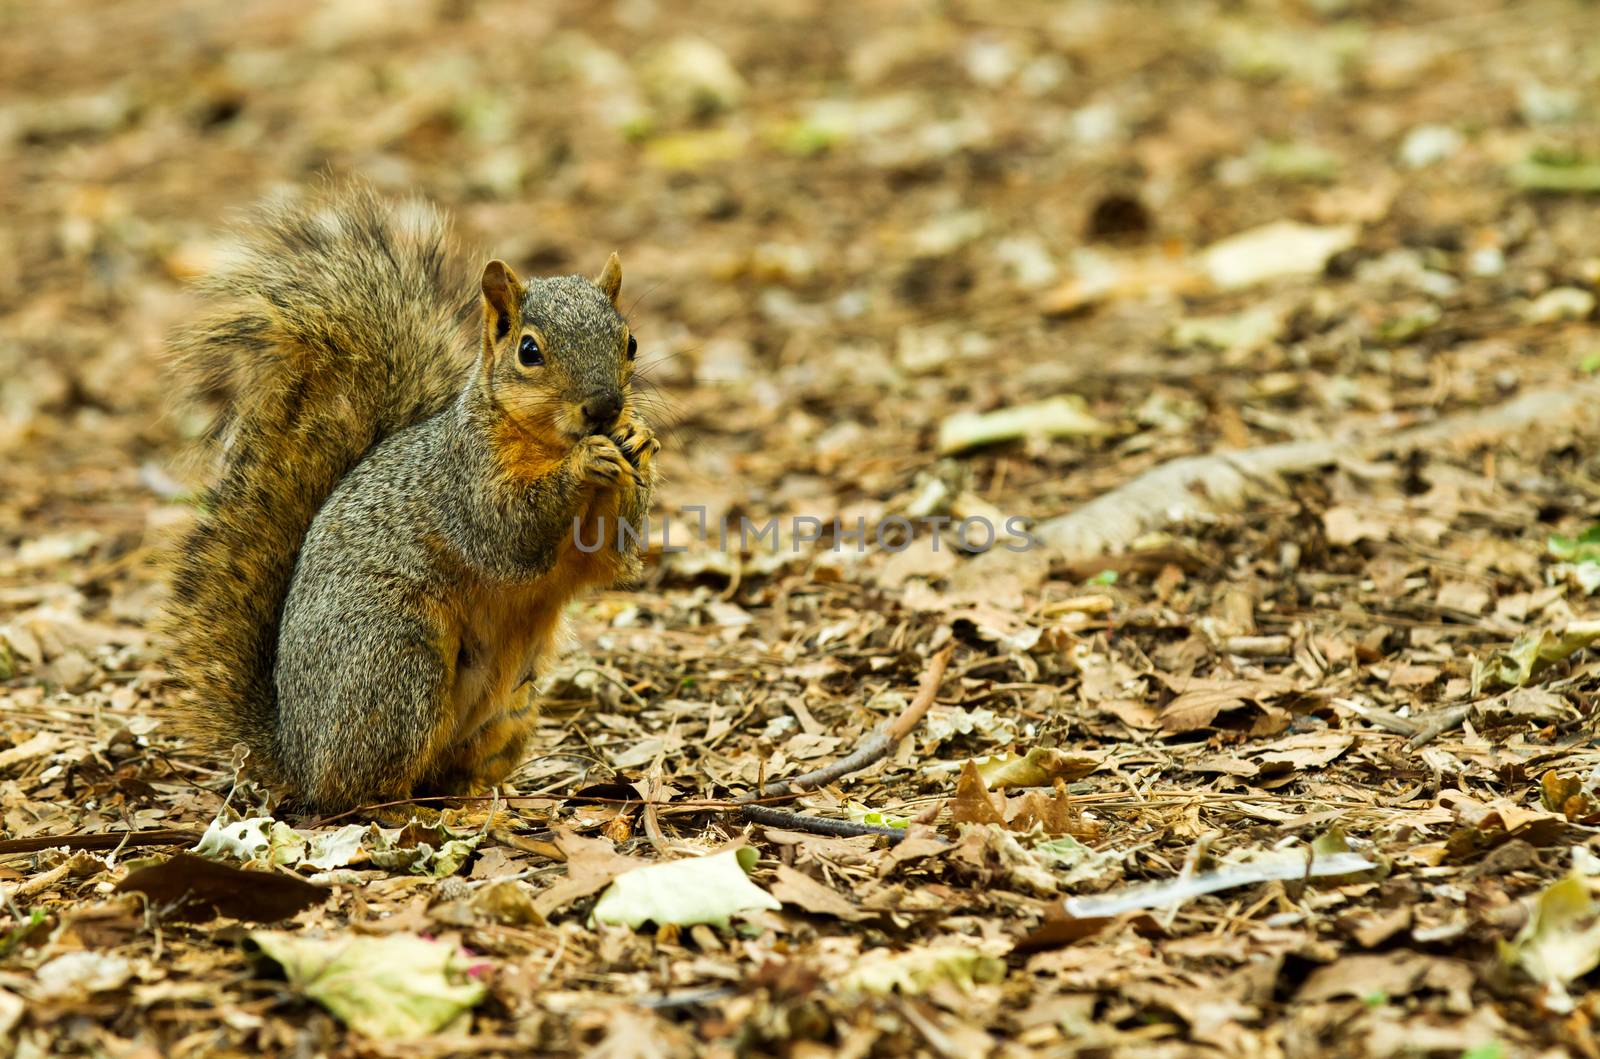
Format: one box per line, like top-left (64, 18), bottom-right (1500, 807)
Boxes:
top-left (478, 253), bottom-right (638, 444)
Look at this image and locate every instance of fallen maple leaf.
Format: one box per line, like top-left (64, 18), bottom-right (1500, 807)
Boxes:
top-left (591, 847), bottom-right (780, 929)
top-left (248, 932), bottom-right (485, 1038)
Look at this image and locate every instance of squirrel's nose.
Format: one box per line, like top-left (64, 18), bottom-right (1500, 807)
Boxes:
top-left (581, 390), bottom-right (622, 433)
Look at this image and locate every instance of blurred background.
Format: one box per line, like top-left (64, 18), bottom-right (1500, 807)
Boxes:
top-left (4, 0), bottom-right (1598, 541)
top-left (7, 2), bottom-right (1600, 1051)
top-left (2, 0), bottom-right (1599, 560)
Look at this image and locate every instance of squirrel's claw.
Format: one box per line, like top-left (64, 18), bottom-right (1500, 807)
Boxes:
top-left (610, 418), bottom-right (659, 472)
top-left (576, 434), bottom-right (634, 488)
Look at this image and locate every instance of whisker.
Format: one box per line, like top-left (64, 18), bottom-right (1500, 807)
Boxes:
top-left (636, 349), bottom-right (693, 372)
top-left (633, 405), bottom-right (684, 428)
top-left (625, 279), bottom-right (669, 321)
top-left (626, 385), bottom-right (686, 424)
top-left (632, 347), bottom-right (759, 387)
top-left (624, 390), bottom-right (687, 431)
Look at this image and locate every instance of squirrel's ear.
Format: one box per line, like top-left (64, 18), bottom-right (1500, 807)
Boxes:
top-left (480, 260), bottom-right (524, 341)
top-left (595, 252), bottom-right (622, 307)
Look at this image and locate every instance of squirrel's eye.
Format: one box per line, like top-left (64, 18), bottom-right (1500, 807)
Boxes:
top-left (518, 334), bottom-right (543, 367)
top-left (626, 335), bottom-right (637, 361)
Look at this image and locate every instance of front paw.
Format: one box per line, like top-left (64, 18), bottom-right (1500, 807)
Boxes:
top-left (610, 417), bottom-right (660, 477)
top-left (575, 434), bottom-right (634, 490)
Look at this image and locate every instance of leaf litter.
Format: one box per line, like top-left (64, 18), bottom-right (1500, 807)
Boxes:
top-left (7, 0), bottom-right (1600, 1055)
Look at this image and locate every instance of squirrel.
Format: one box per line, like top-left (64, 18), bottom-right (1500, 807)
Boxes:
top-left (163, 184), bottom-right (658, 812)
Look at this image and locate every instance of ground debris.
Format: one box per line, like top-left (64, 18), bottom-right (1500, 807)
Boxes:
top-left (5, 0), bottom-right (1600, 1054)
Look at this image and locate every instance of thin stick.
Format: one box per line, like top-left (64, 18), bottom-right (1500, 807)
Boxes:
top-left (959, 381), bottom-right (1600, 582)
top-left (742, 641), bottom-right (956, 803)
top-left (737, 640), bottom-right (955, 842)
top-left (1406, 703), bottom-right (1474, 750)
top-left (0, 829), bottom-right (202, 856)
top-left (1330, 697), bottom-right (1421, 737)
top-left (302, 789), bottom-right (809, 829)
top-left (740, 805), bottom-right (909, 843)
top-left (6, 859), bottom-right (72, 901)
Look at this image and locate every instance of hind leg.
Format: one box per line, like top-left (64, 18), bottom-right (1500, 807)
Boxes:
top-left (422, 682), bottom-right (540, 797)
top-left (277, 610), bottom-right (457, 814)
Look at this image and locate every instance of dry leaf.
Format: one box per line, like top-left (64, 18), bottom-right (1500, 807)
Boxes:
top-left (769, 865), bottom-right (872, 922)
top-left (950, 760), bottom-right (1008, 826)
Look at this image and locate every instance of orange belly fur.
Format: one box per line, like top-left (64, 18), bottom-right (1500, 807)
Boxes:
top-left (435, 489), bottom-right (631, 756)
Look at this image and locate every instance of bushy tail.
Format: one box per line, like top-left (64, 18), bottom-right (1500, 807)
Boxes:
top-left (164, 183), bottom-right (476, 776)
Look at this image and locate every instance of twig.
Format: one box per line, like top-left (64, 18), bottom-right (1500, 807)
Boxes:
top-left (1223, 635), bottom-right (1293, 657)
top-left (0, 829), bottom-right (202, 856)
top-left (304, 789), bottom-right (809, 829)
top-left (897, 997), bottom-right (969, 1059)
top-left (1330, 697), bottom-right (1421, 737)
top-left (1406, 704), bottom-right (1475, 750)
top-left (637, 985), bottom-right (740, 1009)
top-left (537, 925), bottom-right (569, 985)
top-left (957, 381), bottom-right (1600, 586)
top-left (7, 859), bottom-right (73, 902)
top-left (486, 828), bottom-right (564, 862)
top-left (743, 642), bottom-right (956, 802)
top-left (740, 805), bottom-right (910, 842)
top-left (573, 666), bottom-right (649, 709)
top-left (737, 641), bottom-right (955, 841)
top-left (641, 756), bottom-right (673, 856)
